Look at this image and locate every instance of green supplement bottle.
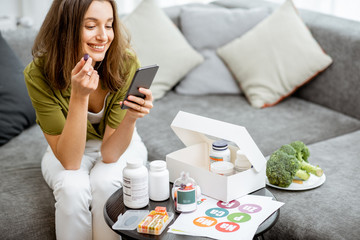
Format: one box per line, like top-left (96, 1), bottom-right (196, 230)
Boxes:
top-left (172, 172), bottom-right (197, 213)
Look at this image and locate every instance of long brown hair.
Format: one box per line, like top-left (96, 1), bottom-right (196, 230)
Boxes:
top-left (32, 0), bottom-right (136, 92)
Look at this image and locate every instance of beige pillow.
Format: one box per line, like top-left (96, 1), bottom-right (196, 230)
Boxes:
top-left (123, 0), bottom-right (204, 100)
top-left (217, 0), bottom-right (333, 108)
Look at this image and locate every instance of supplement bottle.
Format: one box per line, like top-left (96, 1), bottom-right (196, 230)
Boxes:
top-left (172, 172), bottom-right (197, 213)
top-left (123, 159), bottom-right (149, 209)
top-left (235, 150), bottom-right (252, 172)
top-left (210, 161), bottom-right (235, 176)
top-left (209, 140), bottom-right (231, 164)
top-left (149, 160), bottom-right (170, 201)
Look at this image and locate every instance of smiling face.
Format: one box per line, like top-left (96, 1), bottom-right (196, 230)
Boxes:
top-left (82, 0), bottom-right (114, 66)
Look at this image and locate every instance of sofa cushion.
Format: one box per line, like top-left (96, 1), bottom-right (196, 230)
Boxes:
top-left (136, 92), bottom-right (360, 160)
top-left (217, 0), bottom-right (333, 108)
top-left (163, 3), bottom-right (220, 28)
top-left (0, 125), bottom-right (54, 239)
top-left (175, 6), bottom-right (269, 95)
top-left (265, 130), bottom-right (360, 239)
top-left (123, 0), bottom-right (203, 100)
top-left (1, 28), bottom-right (37, 66)
top-left (0, 32), bottom-right (36, 146)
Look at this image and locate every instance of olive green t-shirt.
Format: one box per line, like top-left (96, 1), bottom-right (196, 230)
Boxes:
top-left (24, 57), bottom-right (140, 140)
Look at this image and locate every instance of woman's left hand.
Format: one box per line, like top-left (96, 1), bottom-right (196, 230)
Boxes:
top-left (120, 88), bottom-right (153, 121)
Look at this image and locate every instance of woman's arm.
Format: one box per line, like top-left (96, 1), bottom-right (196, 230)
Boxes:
top-left (44, 94), bottom-right (89, 170)
top-left (45, 57), bottom-right (99, 170)
top-left (101, 88), bottom-right (153, 163)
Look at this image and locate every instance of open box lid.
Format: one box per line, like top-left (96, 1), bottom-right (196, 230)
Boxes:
top-left (170, 111), bottom-right (266, 172)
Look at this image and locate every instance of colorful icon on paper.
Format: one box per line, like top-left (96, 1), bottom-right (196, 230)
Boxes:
top-left (205, 208), bottom-right (229, 218)
top-left (215, 222), bottom-right (240, 232)
top-left (217, 200), bottom-right (240, 209)
top-left (227, 212), bottom-right (251, 223)
top-left (238, 204), bottom-right (262, 214)
top-left (193, 216), bottom-right (217, 227)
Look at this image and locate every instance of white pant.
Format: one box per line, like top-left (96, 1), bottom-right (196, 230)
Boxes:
top-left (41, 129), bottom-right (147, 240)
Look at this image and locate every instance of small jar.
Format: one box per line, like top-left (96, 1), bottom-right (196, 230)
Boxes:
top-left (123, 159), bottom-right (149, 209)
top-left (149, 160), bottom-right (170, 201)
top-left (209, 140), bottom-right (231, 164)
top-left (235, 150), bottom-right (252, 172)
top-left (172, 172), bottom-right (197, 213)
top-left (210, 161), bottom-right (234, 176)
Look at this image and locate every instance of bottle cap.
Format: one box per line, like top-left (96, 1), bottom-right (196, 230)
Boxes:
top-left (126, 159), bottom-right (143, 168)
top-left (236, 149), bottom-right (245, 155)
top-left (180, 171), bottom-right (189, 179)
top-left (235, 150), bottom-right (252, 170)
top-left (150, 160), bottom-right (167, 171)
top-left (212, 140), bottom-right (228, 151)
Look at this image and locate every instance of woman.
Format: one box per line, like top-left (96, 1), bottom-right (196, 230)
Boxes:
top-left (24, 1), bottom-right (152, 239)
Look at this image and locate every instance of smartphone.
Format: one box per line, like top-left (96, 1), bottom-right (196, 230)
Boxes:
top-left (121, 64), bottom-right (159, 109)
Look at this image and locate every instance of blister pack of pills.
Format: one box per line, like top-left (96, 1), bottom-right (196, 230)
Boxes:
top-left (137, 207), bottom-right (174, 235)
top-left (112, 210), bottom-right (149, 230)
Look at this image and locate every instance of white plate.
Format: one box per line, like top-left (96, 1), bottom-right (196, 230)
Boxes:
top-left (266, 173), bottom-right (326, 190)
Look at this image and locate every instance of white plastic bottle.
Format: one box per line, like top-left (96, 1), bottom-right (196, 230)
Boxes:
top-left (210, 161), bottom-right (235, 176)
top-left (123, 159), bottom-right (149, 209)
top-left (149, 160), bottom-right (170, 201)
top-left (235, 150), bottom-right (252, 172)
top-left (209, 140), bottom-right (231, 164)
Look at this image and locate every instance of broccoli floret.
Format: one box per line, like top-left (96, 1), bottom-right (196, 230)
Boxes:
top-left (279, 144), bottom-right (297, 156)
top-left (290, 141), bottom-right (310, 162)
top-left (289, 141), bottom-right (323, 177)
top-left (266, 150), bottom-right (310, 188)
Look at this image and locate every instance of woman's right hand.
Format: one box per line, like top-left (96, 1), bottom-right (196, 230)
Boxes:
top-left (49, 56), bottom-right (99, 170)
top-left (70, 56), bottom-right (99, 97)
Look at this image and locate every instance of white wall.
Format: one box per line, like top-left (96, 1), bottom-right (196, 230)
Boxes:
top-left (0, 0), bottom-right (21, 30)
top-left (266, 0), bottom-right (360, 21)
top-left (9, 0), bottom-right (359, 31)
top-left (0, 0), bottom-right (20, 16)
top-left (0, 0), bottom-right (212, 30)
top-left (21, 0), bottom-right (52, 29)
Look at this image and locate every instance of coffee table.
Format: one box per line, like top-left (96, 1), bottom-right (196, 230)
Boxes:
top-left (104, 186), bottom-right (279, 240)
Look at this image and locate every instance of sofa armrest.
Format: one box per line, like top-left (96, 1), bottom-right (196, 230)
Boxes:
top-left (296, 12), bottom-right (360, 120)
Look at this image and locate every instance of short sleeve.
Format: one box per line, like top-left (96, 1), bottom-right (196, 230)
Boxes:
top-left (106, 57), bottom-right (140, 129)
top-left (24, 62), bottom-right (66, 135)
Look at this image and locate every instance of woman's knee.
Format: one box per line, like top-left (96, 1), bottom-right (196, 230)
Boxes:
top-left (90, 164), bottom-right (122, 197)
top-left (54, 171), bottom-right (92, 216)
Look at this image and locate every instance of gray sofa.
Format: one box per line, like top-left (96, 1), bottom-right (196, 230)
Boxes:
top-left (1, 0), bottom-right (360, 239)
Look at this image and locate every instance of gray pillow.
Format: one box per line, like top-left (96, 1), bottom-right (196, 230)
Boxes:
top-left (0, 32), bottom-right (36, 146)
top-left (175, 7), bottom-right (270, 95)
top-left (123, 0), bottom-right (204, 100)
top-left (1, 28), bottom-right (37, 66)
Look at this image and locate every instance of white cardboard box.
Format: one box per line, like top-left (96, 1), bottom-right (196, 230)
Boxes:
top-left (166, 111), bottom-right (266, 202)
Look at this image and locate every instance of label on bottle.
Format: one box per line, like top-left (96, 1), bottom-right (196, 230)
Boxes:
top-left (210, 155), bottom-right (224, 163)
top-left (123, 176), bottom-right (148, 204)
top-left (176, 189), bottom-right (196, 212)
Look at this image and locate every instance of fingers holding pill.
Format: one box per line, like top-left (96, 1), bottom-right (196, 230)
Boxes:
top-left (87, 70), bottom-right (99, 89)
top-left (70, 54), bottom-right (98, 96)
